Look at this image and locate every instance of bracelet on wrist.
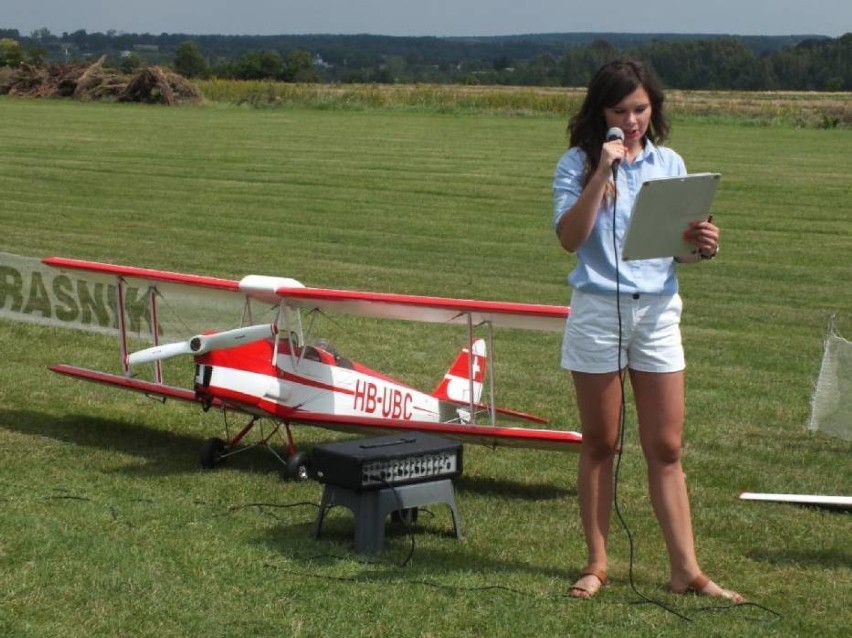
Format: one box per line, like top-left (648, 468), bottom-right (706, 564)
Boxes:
top-left (699, 245), bottom-right (719, 260)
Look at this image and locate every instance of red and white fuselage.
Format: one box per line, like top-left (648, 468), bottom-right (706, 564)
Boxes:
top-left (195, 337), bottom-right (484, 426)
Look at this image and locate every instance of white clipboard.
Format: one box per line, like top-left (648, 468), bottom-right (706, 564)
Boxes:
top-left (622, 172), bottom-right (721, 260)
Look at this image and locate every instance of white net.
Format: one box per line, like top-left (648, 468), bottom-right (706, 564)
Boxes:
top-left (808, 316), bottom-right (852, 441)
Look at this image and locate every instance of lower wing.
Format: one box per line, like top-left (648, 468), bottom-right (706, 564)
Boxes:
top-left (49, 364), bottom-right (237, 412)
top-left (50, 365), bottom-right (581, 452)
top-left (280, 410), bottom-right (581, 451)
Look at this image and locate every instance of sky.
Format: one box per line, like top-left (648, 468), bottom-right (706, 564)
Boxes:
top-left (5, 0), bottom-right (851, 38)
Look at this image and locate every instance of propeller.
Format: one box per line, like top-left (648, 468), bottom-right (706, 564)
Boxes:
top-left (127, 323), bottom-right (278, 367)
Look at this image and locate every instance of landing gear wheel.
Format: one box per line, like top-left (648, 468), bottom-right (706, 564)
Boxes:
top-left (199, 437), bottom-right (227, 469)
top-left (286, 451), bottom-right (310, 481)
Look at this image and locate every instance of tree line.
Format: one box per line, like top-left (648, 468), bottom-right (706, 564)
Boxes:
top-left (1, 28), bottom-right (849, 91)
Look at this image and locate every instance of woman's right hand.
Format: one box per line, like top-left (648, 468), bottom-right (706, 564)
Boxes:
top-left (599, 138), bottom-right (625, 177)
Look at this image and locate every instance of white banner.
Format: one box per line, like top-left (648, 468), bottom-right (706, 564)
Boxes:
top-left (0, 252), bottom-right (128, 335)
top-left (0, 253), bottom-right (254, 343)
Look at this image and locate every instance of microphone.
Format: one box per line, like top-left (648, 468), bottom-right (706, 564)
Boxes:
top-left (606, 127), bottom-right (624, 181)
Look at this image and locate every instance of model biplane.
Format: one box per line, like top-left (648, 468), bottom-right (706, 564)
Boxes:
top-left (43, 257), bottom-right (581, 479)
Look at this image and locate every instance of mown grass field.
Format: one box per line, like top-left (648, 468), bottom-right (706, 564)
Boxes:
top-left (0, 93), bottom-right (850, 637)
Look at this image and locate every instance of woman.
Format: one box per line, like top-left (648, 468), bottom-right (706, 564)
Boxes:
top-left (552, 58), bottom-right (742, 602)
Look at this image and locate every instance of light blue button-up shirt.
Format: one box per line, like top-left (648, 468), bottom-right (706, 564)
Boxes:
top-left (553, 141), bottom-right (687, 295)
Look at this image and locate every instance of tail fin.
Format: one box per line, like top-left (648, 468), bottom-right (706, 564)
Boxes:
top-left (432, 338), bottom-right (487, 404)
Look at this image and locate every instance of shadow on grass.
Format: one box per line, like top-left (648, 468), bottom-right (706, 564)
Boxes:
top-left (0, 408), bottom-right (282, 476)
top-left (0, 409), bottom-right (574, 500)
top-left (747, 547), bottom-right (852, 570)
top-left (456, 475), bottom-right (573, 500)
top-left (261, 517), bottom-right (575, 582)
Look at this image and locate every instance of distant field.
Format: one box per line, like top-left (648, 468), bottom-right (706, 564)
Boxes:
top-left (0, 97), bottom-right (850, 637)
top-left (2, 63), bottom-right (847, 126)
top-left (196, 79), bottom-right (851, 127)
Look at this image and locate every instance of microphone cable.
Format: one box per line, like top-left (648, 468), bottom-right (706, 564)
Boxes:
top-left (609, 165), bottom-right (692, 621)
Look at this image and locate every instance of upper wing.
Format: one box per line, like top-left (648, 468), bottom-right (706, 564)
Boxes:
top-left (42, 256), bottom-right (304, 306)
top-left (39, 257), bottom-right (305, 347)
top-left (274, 287), bottom-right (569, 332)
top-left (42, 257), bottom-right (569, 332)
top-left (42, 256), bottom-right (244, 292)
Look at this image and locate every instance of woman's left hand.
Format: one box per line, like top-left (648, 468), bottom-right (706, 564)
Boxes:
top-left (684, 217), bottom-right (720, 259)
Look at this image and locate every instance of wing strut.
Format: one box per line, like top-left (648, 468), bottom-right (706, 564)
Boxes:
top-left (466, 312), bottom-right (475, 423)
top-left (460, 311), bottom-right (497, 427)
top-left (486, 320), bottom-right (496, 426)
top-left (115, 277), bottom-right (129, 375)
top-left (272, 301), bottom-right (282, 365)
top-left (147, 285), bottom-right (163, 383)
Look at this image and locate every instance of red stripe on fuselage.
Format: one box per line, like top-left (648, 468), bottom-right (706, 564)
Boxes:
top-left (197, 339), bottom-right (414, 398)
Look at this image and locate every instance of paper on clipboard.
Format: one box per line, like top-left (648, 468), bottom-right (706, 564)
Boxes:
top-left (622, 172), bottom-right (721, 260)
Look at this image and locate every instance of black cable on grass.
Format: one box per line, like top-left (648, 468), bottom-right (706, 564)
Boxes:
top-left (44, 492), bottom-right (778, 622)
top-left (224, 501), bottom-right (321, 519)
top-left (608, 180), bottom-right (782, 625)
top-left (610, 182), bottom-right (692, 622)
top-left (224, 494), bottom-right (419, 568)
top-left (262, 559), bottom-right (783, 625)
top-left (691, 601), bottom-right (782, 622)
top-left (262, 561), bottom-right (542, 599)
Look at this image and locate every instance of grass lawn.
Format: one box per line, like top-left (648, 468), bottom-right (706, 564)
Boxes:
top-left (0, 96), bottom-right (850, 637)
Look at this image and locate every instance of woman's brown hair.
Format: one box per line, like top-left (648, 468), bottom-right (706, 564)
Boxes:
top-left (568, 58), bottom-right (670, 185)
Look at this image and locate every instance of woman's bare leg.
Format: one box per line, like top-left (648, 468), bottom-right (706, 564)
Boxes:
top-left (631, 369), bottom-right (743, 601)
top-left (569, 370), bottom-right (624, 597)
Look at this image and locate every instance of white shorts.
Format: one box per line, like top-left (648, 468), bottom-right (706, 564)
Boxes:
top-left (561, 289), bottom-right (685, 374)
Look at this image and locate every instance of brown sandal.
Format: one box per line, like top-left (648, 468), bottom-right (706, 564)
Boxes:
top-left (569, 568), bottom-right (607, 599)
top-left (674, 573), bottom-right (744, 603)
